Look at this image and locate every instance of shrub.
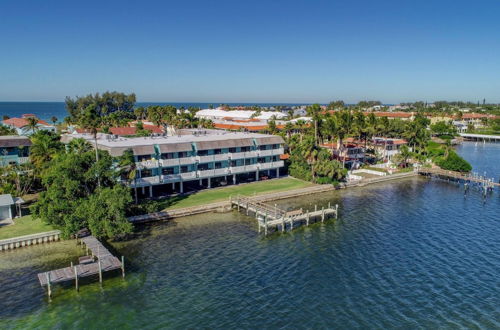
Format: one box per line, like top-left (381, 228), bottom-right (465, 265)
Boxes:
top-left (435, 151), bottom-right (472, 172)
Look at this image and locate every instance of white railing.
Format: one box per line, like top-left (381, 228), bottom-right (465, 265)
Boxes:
top-left (159, 157), bottom-right (196, 167)
top-left (229, 151), bottom-right (258, 160)
top-left (140, 160), bottom-right (160, 169)
top-left (258, 161), bottom-right (284, 170)
top-left (161, 174), bottom-right (182, 183)
top-left (258, 148), bottom-right (284, 157)
top-left (133, 176), bottom-right (161, 186)
top-left (181, 172), bottom-right (197, 180)
top-left (197, 154), bottom-right (230, 163)
top-left (18, 157), bottom-right (30, 164)
top-left (198, 168), bottom-right (230, 178)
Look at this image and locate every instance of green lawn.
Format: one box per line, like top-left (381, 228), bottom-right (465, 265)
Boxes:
top-left (164, 177), bottom-right (315, 210)
top-left (0, 215), bottom-right (55, 240)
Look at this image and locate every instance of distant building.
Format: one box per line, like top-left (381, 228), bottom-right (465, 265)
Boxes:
top-left (2, 114), bottom-right (56, 136)
top-left (321, 141), bottom-right (366, 169)
top-left (62, 129), bottom-right (285, 198)
top-left (371, 137), bottom-right (408, 161)
top-left (0, 136), bottom-right (31, 166)
top-left (196, 109), bottom-right (288, 122)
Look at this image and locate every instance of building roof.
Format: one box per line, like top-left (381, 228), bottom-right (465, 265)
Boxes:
top-left (196, 109), bottom-right (287, 121)
top-left (0, 194), bottom-right (14, 207)
top-left (3, 117), bottom-right (52, 129)
top-left (63, 130), bottom-right (285, 156)
top-left (0, 135), bottom-right (32, 147)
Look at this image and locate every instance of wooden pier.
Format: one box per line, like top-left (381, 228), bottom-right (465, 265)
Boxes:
top-left (418, 168), bottom-right (499, 189)
top-left (231, 195), bottom-right (338, 235)
top-left (37, 236), bottom-right (124, 297)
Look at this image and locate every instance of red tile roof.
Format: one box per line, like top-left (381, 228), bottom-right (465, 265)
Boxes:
top-left (3, 117), bottom-right (51, 128)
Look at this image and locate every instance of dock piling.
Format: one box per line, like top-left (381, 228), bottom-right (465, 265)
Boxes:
top-left (46, 272), bottom-right (51, 298)
top-left (121, 256), bottom-right (125, 278)
top-left (98, 259), bottom-right (102, 283)
top-left (74, 266), bottom-right (78, 291)
top-left (335, 204), bottom-right (338, 218)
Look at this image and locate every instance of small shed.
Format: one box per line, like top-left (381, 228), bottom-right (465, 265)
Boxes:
top-left (0, 194), bottom-right (15, 220)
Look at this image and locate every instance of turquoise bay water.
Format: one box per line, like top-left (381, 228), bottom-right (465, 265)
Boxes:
top-left (0, 142), bottom-right (499, 328)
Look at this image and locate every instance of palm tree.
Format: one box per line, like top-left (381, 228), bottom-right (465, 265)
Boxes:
top-left (51, 116), bottom-right (58, 126)
top-left (67, 138), bottom-right (92, 154)
top-left (119, 149), bottom-right (139, 204)
top-left (78, 105), bottom-right (103, 186)
top-left (306, 104), bottom-right (322, 146)
top-left (26, 117), bottom-right (39, 135)
top-left (29, 131), bottom-right (63, 172)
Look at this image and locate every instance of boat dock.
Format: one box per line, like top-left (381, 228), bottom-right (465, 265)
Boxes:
top-left (418, 168), bottom-right (499, 188)
top-left (37, 236), bottom-right (124, 297)
top-left (231, 195), bottom-right (338, 235)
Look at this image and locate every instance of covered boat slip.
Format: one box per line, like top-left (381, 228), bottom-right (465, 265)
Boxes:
top-left (37, 236), bottom-right (124, 297)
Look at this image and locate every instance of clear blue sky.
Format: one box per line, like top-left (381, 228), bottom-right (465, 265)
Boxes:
top-left (1, 0), bottom-right (499, 103)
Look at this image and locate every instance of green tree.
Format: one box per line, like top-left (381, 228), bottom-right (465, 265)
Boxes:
top-left (26, 117), bottom-right (39, 134)
top-left (29, 130), bottom-right (64, 173)
top-left (306, 103), bottom-right (322, 146)
top-left (119, 149), bottom-right (139, 204)
top-left (31, 149), bottom-right (130, 238)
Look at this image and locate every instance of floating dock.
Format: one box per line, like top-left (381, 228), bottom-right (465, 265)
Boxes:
top-left (231, 195), bottom-right (338, 235)
top-left (37, 236), bottom-right (124, 297)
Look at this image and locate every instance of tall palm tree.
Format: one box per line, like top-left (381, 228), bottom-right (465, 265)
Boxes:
top-left (119, 149), bottom-right (139, 204)
top-left (306, 104), bottom-right (322, 146)
top-left (26, 117), bottom-right (39, 135)
top-left (78, 105), bottom-right (103, 186)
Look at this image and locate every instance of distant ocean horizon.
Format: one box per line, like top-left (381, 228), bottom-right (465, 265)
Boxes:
top-left (0, 101), bottom-right (312, 122)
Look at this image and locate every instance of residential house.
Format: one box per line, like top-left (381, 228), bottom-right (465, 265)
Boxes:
top-left (2, 114), bottom-right (56, 136)
top-left (0, 136), bottom-right (31, 166)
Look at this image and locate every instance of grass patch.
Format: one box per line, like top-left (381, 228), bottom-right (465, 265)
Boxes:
top-left (0, 215), bottom-right (55, 240)
top-left (164, 177), bottom-right (315, 210)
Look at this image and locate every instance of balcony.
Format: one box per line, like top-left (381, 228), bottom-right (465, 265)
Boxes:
top-left (159, 157), bottom-right (196, 167)
top-left (258, 161), bottom-right (284, 171)
top-left (258, 148), bottom-right (284, 157)
top-left (132, 176), bottom-right (161, 187)
top-left (197, 153), bottom-right (229, 163)
top-left (229, 150), bottom-right (258, 160)
top-left (139, 160), bottom-right (160, 169)
top-left (229, 164), bottom-right (258, 174)
top-left (197, 168), bottom-right (230, 178)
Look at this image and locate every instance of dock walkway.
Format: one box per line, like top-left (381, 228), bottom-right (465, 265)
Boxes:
top-left (418, 168), bottom-right (499, 189)
top-left (231, 195), bottom-right (338, 235)
top-left (37, 236), bottom-right (124, 297)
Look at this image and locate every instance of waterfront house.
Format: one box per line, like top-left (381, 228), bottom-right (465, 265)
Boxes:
top-left (371, 137), bottom-right (408, 161)
top-left (2, 114), bottom-right (56, 136)
top-left (62, 129), bottom-right (285, 198)
top-left (321, 141), bottom-right (366, 169)
top-left (0, 136), bottom-right (31, 166)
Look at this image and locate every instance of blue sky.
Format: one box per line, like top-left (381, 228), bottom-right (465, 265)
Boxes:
top-left (0, 0), bottom-right (499, 103)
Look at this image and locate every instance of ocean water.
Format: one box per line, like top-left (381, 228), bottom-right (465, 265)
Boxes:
top-left (0, 142), bottom-right (499, 329)
top-left (0, 102), bottom-right (305, 122)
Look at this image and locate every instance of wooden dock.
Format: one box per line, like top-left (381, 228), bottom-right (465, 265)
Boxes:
top-left (37, 236), bottom-right (124, 297)
top-left (231, 195), bottom-right (338, 235)
top-left (418, 168), bottom-right (499, 189)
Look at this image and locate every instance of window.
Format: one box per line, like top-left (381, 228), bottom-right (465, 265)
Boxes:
top-left (162, 167), bottom-right (174, 175)
top-left (161, 152), bottom-right (174, 160)
top-left (180, 165), bottom-right (189, 173)
top-left (241, 146), bottom-right (251, 152)
top-left (178, 152), bottom-right (189, 158)
top-left (141, 169), bottom-right (153, 177)
top-left (259, 145), bottom-right (268, 151)
top-left (230, 160), bottom-right (238, 167)
top-left (215, 162), bottom-right (222, 169)
top-left (137, 155), bottom-right (151, 162)
top-left (214, 149), bottom-right (222, 155)
top-left (245, 159), bottom-right (252, 165)
top-left (198, 163), bottom-right (209, 171)
top-left (198, 150), bottom-right (209, 156)
top-left (229, 147), bottom-right (237, 153)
